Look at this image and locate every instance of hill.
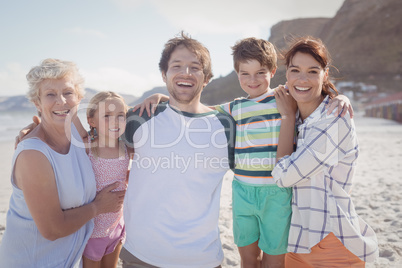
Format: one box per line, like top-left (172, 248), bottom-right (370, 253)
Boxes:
top-left (0, 95), bottom-right (35, 112)
top-left (321, 0), bottom-right (402, 91)
top-left (201, 0), bottom-right (402, 105)
top-left (200, 72), bottom-right (246, 106)
top-left (128, 86), bottom-right (168, 106)
top-left (0, 88), bottom-right (139, 112)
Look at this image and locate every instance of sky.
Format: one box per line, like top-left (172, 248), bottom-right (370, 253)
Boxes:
top-left (0, 0), bottom-right (345, 98)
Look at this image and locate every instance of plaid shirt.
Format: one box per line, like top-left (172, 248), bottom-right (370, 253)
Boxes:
top-left (273, 96), bottom-right (379, 262)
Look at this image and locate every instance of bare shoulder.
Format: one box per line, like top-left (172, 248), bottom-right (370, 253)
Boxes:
top-left (14, 149), bottom-right (54, 189)
top-left (15, 149), bottom-right (50, 170)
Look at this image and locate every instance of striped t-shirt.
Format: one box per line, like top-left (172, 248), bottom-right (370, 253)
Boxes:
top-left (216, 90), bottom-right (281, 185)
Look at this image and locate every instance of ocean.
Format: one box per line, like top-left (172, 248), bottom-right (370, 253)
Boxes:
top-left (0, 112), bottom-right (37, 142)
top-left (0, 111), bottom-right (88, 142)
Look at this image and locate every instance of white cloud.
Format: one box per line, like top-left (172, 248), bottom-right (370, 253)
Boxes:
top-left (81, 67), bottom-right (164, 97)
top-left (110, 0), bottom-right (145, 10)
top-left (0, 64), bottom-right (164, 98)
top-left (67, 27), bottom-right (108, 39)
top-left (150, 0), bottom-right (268, 36)
top-left (0, 63), bottom-right (29, 96)
top-left (150, 0), bottom-right (344, 37)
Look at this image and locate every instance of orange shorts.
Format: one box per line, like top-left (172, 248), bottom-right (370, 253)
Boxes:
top-left (285, 233), bottom-right (365, 268)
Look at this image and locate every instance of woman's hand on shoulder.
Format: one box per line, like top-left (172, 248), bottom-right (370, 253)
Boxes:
top-left (131, 93), bottom-right (169, 117)
top-left (326, 94), bottom-right (354, 118)
top-left (274, 84), bottom-right (297, 120)
top-left (93, 182), bottom-right (126, 215)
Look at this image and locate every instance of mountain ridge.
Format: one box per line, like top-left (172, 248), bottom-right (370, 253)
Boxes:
top-left (0, 88), bottom-right (139, 112)
top-left (200, 0), bottom-right (402, 105)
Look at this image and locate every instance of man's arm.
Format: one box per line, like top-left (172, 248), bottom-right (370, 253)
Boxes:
top-left (15, 116), bottom-right (40, 149)
top-left (131, 93), bottom-right (169, 117)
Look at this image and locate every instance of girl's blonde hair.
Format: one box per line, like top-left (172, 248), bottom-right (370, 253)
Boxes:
top-left (87, 91), bottom-right (128, 158)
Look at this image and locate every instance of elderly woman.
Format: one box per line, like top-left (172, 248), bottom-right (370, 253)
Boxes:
top-left (0, 59), bottom-right (125, 267)
top-left (273, 37), bottom-right (378, 267)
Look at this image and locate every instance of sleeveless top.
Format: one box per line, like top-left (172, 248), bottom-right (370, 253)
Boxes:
top-left (88, 137), bottom-right (130, 238)
top-left (0, 125), bottom-right (96, 268)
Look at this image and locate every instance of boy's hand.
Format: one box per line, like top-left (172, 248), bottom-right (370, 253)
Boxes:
top-left (326, 94), bottom-right (354, 118)
top-left (131, 93), bottom-right (169, 117)
top-left (274, 84), bottom-right (297, 120)
top-left (15, 116), bottom-right (41, 149)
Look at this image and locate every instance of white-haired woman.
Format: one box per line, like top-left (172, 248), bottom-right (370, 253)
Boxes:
top-left (0, 59), bottom-right (125, 267)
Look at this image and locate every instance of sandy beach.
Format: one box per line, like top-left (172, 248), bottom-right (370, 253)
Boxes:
top-left (0, 113), bottom-right (401, 267)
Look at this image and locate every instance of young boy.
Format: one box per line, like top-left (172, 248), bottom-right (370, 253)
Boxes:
top-left (215, 37), bottom-right (293, 267)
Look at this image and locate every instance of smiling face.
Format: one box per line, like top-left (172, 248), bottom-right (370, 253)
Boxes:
top-left (88, 98), bottom-right (126, 143)
top-left (238, 59), bottom-right (276, 99)
top-left (162, 44), bottom-right (207, 106)
top-left (286, 52), bottom-right (328, 113)
top-left (35, 77), bottom-right (81, 127)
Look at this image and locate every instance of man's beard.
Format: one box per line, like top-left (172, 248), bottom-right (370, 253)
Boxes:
top-left (168, 87), bottom-right (202, 104)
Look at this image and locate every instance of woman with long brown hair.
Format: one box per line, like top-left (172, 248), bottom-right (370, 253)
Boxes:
top-left (273, 37), bottom-right (379, 267)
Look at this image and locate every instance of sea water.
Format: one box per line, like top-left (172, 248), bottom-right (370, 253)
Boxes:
top-left (0, 110), bottom-right (88, 142)
top-left (0, 112), bottom-right (36, 142)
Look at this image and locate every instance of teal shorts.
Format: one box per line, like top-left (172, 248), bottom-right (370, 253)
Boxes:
top-left (232, 179), bottom-right (292, 255)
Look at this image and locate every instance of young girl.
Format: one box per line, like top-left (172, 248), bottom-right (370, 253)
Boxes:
top-left (82, 91), bottom-right (131, 268)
